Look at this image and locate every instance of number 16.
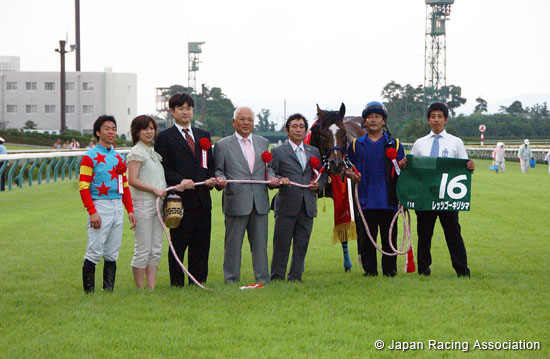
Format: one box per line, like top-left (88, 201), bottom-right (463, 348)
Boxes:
top-left (439, 173), bottom-right (467, 200)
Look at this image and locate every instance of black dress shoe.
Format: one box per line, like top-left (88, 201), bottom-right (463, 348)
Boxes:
top-left (363, 272), bottom-right (378, 277)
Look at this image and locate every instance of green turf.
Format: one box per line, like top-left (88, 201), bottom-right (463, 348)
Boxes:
top-left (1, 159), bottom-right (548, 358)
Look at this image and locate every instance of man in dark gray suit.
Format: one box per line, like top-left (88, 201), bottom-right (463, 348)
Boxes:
top-left (214, 106), bottom-right (279, 284)
top-left (270, 114), bottom-right (327, 282)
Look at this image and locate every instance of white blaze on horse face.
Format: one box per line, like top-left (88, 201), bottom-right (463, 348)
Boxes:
top-left (328, 124), bottom-right (340, 149)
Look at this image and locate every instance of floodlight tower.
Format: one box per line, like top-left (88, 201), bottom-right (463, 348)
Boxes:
top-left (424, 0), bottom-right (454, 105)
top-left (188, 42), bottom-right (205, 92)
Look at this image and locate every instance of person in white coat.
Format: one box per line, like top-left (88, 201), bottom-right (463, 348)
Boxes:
top-left (545, 150), bottom-right (550, 175)
top-left (492, 142), bottom-right (506, 173)
top-left (518, 139), bottom-right (533, 174)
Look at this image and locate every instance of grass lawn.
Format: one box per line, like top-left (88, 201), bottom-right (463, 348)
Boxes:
top-left (4, 144), bottom-right (48, 151)
top-left (1, 159), bottom-right (548, 358)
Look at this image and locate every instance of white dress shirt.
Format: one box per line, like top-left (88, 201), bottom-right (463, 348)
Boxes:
top-left (235, 132), bottom-right (255, 162)
top-left (411, 129), bottom-right (468, 159)
top-left (174, 123), bottom-right (195, 142)
top-left (288, 140), bottom-right (307, 169)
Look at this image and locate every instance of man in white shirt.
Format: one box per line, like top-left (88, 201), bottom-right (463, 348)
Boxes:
top-left (409, 102), bottom-right (475, 277)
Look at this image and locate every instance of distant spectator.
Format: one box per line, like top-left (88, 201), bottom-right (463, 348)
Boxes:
top-left (545, 150), bottom-right (550, 175)
top-left (492, 142), bottom-right (506, 173)
top-left (86, 140), bottom-right (96, 149)
top-left (71, 138), bottom-right (80, 150)
top-left (53, 139), bottom-right (62, 149)
top-left (518, 139), bottom-right (533, 174)
top-left (0, 136), bottom-right (7, 191)
top-left (61, 139), bottom-right (71, 150)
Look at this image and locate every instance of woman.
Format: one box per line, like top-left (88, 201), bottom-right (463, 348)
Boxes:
top-left (127, 115), bottom-right (192, 289)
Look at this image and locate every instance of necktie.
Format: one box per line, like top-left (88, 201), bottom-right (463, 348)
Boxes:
top-left (243, 138), bottom-right (255, 172)
top-left (430, 134), bottom-right (440, 158)
top-left (296, 147), bottom-right (305, 170)
top-left (183, 128), bottom-right (195, 156)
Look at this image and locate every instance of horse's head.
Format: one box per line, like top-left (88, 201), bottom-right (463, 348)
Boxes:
top-left (311, 103), bottom-right (347, 176)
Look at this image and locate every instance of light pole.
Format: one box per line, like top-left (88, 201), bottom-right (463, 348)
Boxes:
top-left (55, 40), bottom-right (74, 133)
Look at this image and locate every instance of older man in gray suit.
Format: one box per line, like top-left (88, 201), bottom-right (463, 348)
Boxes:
top-left (215, 106), bottom-right (279, 284)
top-left (270, 114), bottom-right (327, 282)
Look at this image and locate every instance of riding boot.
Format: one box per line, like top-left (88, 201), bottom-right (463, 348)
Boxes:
top-left (82, 266), bottom-right (95, 294)
top-left (103, 261), bottom-right (117, 292)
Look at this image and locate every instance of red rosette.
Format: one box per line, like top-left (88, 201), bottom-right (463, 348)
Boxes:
top-left (310, 156), bottom-right (321, 170)
top-left (262, 151), bottom-right (272, 180)
top-left (261, 151), bottom-right (272, 163)
top-left (115, 161), bottom-right (127, 175)
top-left (386, 147), bottom-right (397, 160)
top-left (199, 138), bottom-right (211, 150)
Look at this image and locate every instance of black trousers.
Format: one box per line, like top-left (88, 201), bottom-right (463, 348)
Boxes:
top-left (356, 209), bottom-right (398, 276)
top-left (415, 210), bottom-right (470, 276)
top-left (168, 207), bottom-right (211, 286)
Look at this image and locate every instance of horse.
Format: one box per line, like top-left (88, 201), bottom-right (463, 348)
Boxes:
top-left (307, 103), bottom-right (366, 271)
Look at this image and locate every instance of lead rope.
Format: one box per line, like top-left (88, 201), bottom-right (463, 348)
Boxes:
top-left (353, 184), bottom-right (412, 256)
top-left (155, 175), bottom-right (324, 290)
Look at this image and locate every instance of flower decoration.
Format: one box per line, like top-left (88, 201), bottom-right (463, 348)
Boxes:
top-left (261, 151), bottom-right (272, 163)
top-left (199, 138), bottom-right (211, 169)
top-left (115, 161), bottom-right (127, 194)
top-left (385, 148), bottom-right (397, 160)
top-left (115, 161), bottom-right (127, 175)
top-left (262, 151), bottom-right (272, 180)
top-left (199, 138), bottom-right (211, 150)
top-left (310, 156), bottom-right (321, 170)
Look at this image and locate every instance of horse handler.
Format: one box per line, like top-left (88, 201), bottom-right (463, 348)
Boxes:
top-left (345, 101), bottom-right (405, 277)
top-left (79, 116), bottom-right (136, 293)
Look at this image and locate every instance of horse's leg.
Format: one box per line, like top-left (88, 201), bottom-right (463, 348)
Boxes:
top-left (342, 241), bottom-right (352, 271)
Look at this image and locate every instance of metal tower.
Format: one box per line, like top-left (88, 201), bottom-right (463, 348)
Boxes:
top-left (424, 0), bottom-right (454, 105)
top-left (188, 42), bottom-right (205, 92)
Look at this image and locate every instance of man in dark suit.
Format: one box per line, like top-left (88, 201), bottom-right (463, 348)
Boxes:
top-left (214, 106), bottom-right (280, 284)
top-left (270, 114), bottom-right (327, 282)
top-left (155, 93), bottom-right (216, 287)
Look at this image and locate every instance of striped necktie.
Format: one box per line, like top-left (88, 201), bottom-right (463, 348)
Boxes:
top-left (183, 128), bottom-right (195, 156)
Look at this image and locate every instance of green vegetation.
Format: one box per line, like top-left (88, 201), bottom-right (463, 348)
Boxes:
top-left (1, 159), bottom-right (549, 358)
top-left (380, 81), bottom-right (550, 142)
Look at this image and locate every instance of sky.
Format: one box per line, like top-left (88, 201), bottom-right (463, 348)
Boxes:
top-left (1, 0), bottom-right (549, 128)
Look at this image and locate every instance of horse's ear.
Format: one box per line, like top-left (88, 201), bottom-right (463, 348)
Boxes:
top-left (339, 103), bottom-right (346, 118)
top-left (316, 104), bottom-right (323, 119)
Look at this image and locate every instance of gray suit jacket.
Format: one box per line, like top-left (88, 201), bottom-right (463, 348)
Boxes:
top-left (214, 133), bottom-right (275, 216)
top-left (271, 140), bottom-right (327, 218)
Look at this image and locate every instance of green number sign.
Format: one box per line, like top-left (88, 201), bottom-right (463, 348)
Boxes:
top-left (396, 155), bottom-right (472, 211)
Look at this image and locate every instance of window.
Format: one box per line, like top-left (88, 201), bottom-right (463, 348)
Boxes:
top-left (26, 105), bottom-right (37, 113)
top-left (6, 82), bottom-right (17, 90)
top-left (45, 105), bottom-right (56, 113)
top-left (127, 85), bottom-right (131, 94)
top-left (127, 108), bottom-right (131, 115)
top-left (66, 105), bottom-right (75, 113)
top-left (82, 82), bottom-right (94, 91)
top-left (66, 82), bottom-right (75, 91)
top-left (25, 82), bottom-right (37, 91)
top-left (83, 105), bottom-right (94, 113)
top-left (45, 82), bottom-right (55, 91)
top-left (6, 105), bottom-right (17, 113)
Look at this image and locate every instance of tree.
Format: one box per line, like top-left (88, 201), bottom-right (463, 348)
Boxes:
top-left (24, 120), bottom-right (37, 129)
top-left (474, 97), bottom-right (488, 114)
top-left (499, 100), bottom-right (525, 115)
top-left (255, 109), bottom-right (276, 132)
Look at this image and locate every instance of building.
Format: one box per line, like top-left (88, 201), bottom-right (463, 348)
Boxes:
top-left (0, 56), bottom-right (137, 137)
